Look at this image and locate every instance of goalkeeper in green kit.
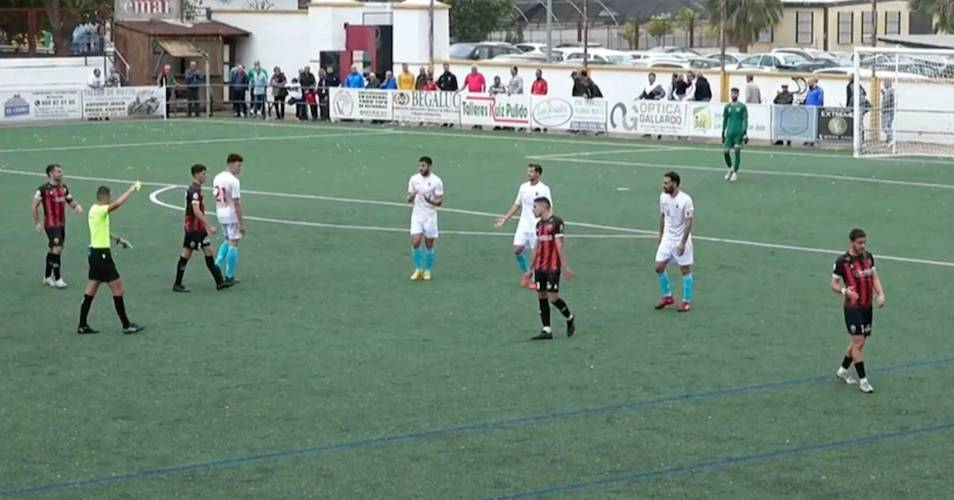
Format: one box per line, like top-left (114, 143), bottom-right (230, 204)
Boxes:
top-left (722, 87), bottom-right (748, 182)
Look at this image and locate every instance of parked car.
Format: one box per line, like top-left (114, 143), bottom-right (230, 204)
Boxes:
top-left (647, 46), bottom-right (703, 56)
top-left (515, 42), bottom-right (547, 53)
top-left (449, 42), bottom-right (521, 61)
top-left (736, 52), bottom-right (809, 72)
top-left (492, 53), bottom-right (549, 63)
top-left (704, 52), bottom-right (744, 65)
top-left (772, 47), bottom-right (838, 61)
top-left (562, 48), bottom-right (631, 65)
top-left (555, 42), bottom-right (603, 49)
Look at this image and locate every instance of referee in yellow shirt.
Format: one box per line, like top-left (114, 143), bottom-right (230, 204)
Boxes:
top-left (78, 182), bottom-right (144, 334)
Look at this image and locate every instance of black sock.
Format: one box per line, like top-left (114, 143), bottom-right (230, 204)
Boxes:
top-left (538, 298), bottom-right (551, 328)
top-left (552, 298), bottom-right (572, 319)
top-left (855, 361), bottom-right (866, 379)
top-left (79, 294), bottom-right (94, 326)
top-left (205, 255), bottom-right (224, 284)
top-left (51, 254), bottom-right (61, 280)
top-left (45, 253), bottom-right (54, 278)
top-left (113, 296), bottom-right (131, 328)
top-left (723, 151), bottom-right (732, 168)
top-left (841, 356), bottom-right (852, 369)
top-left (174, 256), bottom-right (188, 286)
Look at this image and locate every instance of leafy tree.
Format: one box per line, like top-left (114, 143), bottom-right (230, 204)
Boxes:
top-left (445, 0), bottom-right (517, 43)
top-left (8, 0), bottom-right (110, 55)
top-left (617, 19), bottom-right (639, 49)
top-left (706, 0), bottom-right (783, 52)
top-left (647, 13), bottom-right (673, 45)
top-left (909, 0), bottom-right (954, 32)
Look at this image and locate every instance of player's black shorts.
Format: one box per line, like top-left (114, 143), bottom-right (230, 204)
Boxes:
top-left (45, 226), bottom-right (65, 248)
top-left (183, 230), bottom-right (211, 249)
top-left (844, 307), bottom-right (873, 337)
top-left (88, 248), bottom-right (120, 283)
top-left (535, 269), bottom-right (560, 292)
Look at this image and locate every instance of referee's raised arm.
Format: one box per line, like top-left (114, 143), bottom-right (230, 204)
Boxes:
top-left (108, 181), bottom-right (141, 213)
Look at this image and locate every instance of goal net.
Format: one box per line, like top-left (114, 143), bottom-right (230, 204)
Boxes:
top-left (853, 46), bottom-right (954, 158)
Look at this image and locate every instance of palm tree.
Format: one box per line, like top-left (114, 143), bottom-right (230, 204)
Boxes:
top-left (706, 0), bottom-right (784, 52)
top-left (674, 8), bottom-right (701, 48)
top-left (909, 0), bottom-right (954, 32)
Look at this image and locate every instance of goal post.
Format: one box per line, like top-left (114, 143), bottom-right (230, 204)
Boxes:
top-left (853, 46), bottom-right (954, 158)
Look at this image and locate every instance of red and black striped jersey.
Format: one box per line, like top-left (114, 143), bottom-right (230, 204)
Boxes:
top-left (534, 215), bottom-right (565, 271)
top-left (184, 182), bottom-right (205, 231)
top-left (35, 183), bottom-right (72, 228)
top-left (833, 251), bottom-right (876, 308)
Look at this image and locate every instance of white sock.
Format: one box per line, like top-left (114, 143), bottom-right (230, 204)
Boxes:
top-left (543, 326), bottom-right (552, 333)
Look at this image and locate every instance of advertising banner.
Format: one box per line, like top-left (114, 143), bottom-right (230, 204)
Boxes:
top-left (772, 105), bottom-right (818, 142)
top-left (83, 86), bottom-right (165, 119)
top-left (818, 107), bottom-right (854, 141)
top-left (687, 103), bottom-right (772, 141)
top-left (391, 91), bottom-right (460, 125)
top-left (608, 100), bottom-right (688, 136)
top-left (0, 89), bottom-right (82, 122)
top-left (531, 97), bottom-right (606, 132)
top-left (460, 94), bottom-right (530, 128)
top-left (330, 88), bottom-right (392, 121)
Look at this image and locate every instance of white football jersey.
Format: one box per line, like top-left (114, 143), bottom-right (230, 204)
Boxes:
top-left (408, 173), bottom-right (444, 218)
top-left (213, 171), bottom-right (241, 224)
top-left (659, 190), bottom-right (694, 241)
top-left (515, 181), bottom-right (552, 229)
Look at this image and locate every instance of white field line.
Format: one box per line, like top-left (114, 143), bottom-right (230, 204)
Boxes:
top-left (528, 148), bottom-right (684, 160)
top-left (147, 185), bottom-right (650, 239)
top-left (0, 129), bottom-right (397, 154)
top-left (530, 156), bottom-right (954, 190)
top-left (4, 167), bottom-right (953, 267)
top-left (193, 118), bottom-right (954, 166)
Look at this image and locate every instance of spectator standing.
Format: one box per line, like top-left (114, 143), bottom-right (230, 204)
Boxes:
top-left (579, 70), bottom-right (601, 99)
top-left (639, 72), bottom-right (666, 100)
top-left (365, 71), bottom-right (380, 89)
top-left (380, 70), bottom-right (397, 89)
top-left (489, 75), bottom-right (507, 95)
top-left (299, 66), bottom-right (317, 120)
top-left (324, 65), bottom-right (340, 88)
top-left (437, 63), bottom-right (458, 91)
top-left (287, 77), bottom-right (304, 120)
top-left (531, 69), bottom-right (548, 95)
top-left (744, 75), bottom-right (761, 104)
top-left (804, 78), bottom-right (824, 106)
top-left (398, 64), bottom-right (415, 90)
top-left (508, 66), bottom-right (524, 95)
top-left (640, 72), bottom-right (666, 139)
top-left (423, 76), bottom-right (438, 91)
top-left (463, 65), bottom-right (486, 93)
top-left (157, 64), bottom-right (176, 116)
top-left (691, 71), bottom-right (711, 101)
top-left (88, 68), bottom-right (105, 89)
top-left (228, 64), bottom-right (248, 117)
top-left (344, 64), bottom-right (366, 88)
top-left (270, 67), bottom-right (287, 120)
top-left (773, 83), bottom-right (794, 146)
top-left (248, 61), bottom-right (268, 119)
top-left (671, 73), bottom-right (689, 101)
top-left (571, 71), bottom-right (584, 97)
top-left (881, 80), bottom-right (896, 143)
top-left (415, 67), bottom-right (428, 90)
top-left (185, 61), bottom-right (203, 117)
top-left (846, 74), bottom-right (869, 142)
top-left (105, 68), bottom-right (122, 88)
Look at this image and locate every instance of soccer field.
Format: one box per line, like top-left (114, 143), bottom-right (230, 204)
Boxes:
top-left (2, 119), bottom-right (954, 499)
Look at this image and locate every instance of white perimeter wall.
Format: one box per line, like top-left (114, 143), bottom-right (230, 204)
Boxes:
top-left (213, 11), bottom-right (311, 77)
top-left (0, 57), bottom-right (107, 88)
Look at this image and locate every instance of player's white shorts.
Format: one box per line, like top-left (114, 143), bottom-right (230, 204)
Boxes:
top-left (410, 214), bottom-right (439, 239)
top-left (221, 223), bottom-right (242, 241)
top-left (655, 238), bottom-right (693, 266)
top-left (513, 224), bottom-right (537, 249)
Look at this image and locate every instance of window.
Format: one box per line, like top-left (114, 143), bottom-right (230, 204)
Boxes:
top-left (885, 11), bottom-right (901, 35)
top-left (740, 55), bottom-right (762, 66)
top-left (796, 11), bottom-right (814, 45)
top-left (838, 12), bottom-right (853, 45)
top-left (862, 11), bottom-right (876, 45)
top-left (757, 27), bottom-right (774, 43)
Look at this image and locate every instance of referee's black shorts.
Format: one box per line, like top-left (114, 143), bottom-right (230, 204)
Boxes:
top-left (88, 248), bottom-right (120, 283)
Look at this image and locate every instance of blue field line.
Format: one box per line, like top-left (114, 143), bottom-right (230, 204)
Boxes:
top-left (485, 419), bottom-right (954, 499)
top-left (2, 355), bottom-right (952, 498)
